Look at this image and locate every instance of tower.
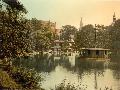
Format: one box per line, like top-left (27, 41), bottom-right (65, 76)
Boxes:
top-left (113, 12), bottom-right (116, 23)
top-left (79, 17), bottom-right (83, 31)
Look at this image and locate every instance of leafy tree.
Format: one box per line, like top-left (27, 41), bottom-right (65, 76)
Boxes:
top-left (75, 24), bottom-right (110, 50)
top-left (33, 31), bottom-right (52, 52)
top-left (108, 19), bottom-right (120, 56)
top-left (75, 24), bottom-right (95, 49)
top-left (0, 0), bottom-right (31, 59)
top-left (60, 25), bottom-right (77, 41)
top-left (94, 25), bottom-right (110, 48)
top-left (60, 25), bottom-right (77, 51)
top-left (2, 0), bottom-right (27, 13)
top-left (30, 19), bottom-right (54, 52)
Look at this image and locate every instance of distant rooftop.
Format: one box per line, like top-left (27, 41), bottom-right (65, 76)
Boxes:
top-left (81, 48), bottom-right (110, 51)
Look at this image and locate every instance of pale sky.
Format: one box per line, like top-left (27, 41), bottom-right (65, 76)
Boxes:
top-left (20, 0), bottom-right (120, 28)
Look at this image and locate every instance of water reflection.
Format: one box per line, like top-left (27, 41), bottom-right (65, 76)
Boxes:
top-left (13, 53), bottom-right (120, 90)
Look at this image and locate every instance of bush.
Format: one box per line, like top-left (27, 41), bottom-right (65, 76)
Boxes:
top-left (9, 66), bottom-right (42, 89)
top-left (55, 79), bottom-right (87, 90)
top-left (0, 70), bottom-right (21, 89)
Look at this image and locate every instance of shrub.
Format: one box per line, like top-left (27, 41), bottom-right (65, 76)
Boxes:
top-left (9, 66), bottom-right (42, 89)
top-left (0, 70), bottom-right (21, 89)
top-left (55, 79), bottom-right (87, 90)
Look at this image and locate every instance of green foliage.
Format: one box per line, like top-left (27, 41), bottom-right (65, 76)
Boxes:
top-left (2, 0), bottom-right (27, 13)
top-left (61, 25), bottom-right (77, 41)
top-left (55, 79), bottom-right (113, 90)
top-left (109, 19), bottom-right (120, 55)
top-left (0, 1), bottom-right (31, 59)
top-left (60, 25), bottom-right (77, 51)
top-left (61, 41), bottom-right (69, 52)
top-left (33, 32), bottom-right (52, 51)
top-left (9, 66), bottom-right (41, 89)
top-left (55, 79), bottom-right (87, 90)
top-left (109, 19), bottom-right (120, 48)
top-left (75, 24), bottom-right (110, 49)
top-left (75, 24), bottom-right (95, 48)
top-left (30, 19), bottom-right (54, 52)
top-left (0, 70), bottom-right (21, 89)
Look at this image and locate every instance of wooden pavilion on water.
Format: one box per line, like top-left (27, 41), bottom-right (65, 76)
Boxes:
top-left (77, 24), bottom-right (111, 62)
top-left (79, 48), bottom-right (110, 61)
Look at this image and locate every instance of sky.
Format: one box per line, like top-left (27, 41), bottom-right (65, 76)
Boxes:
top-left (20, 0), bottom-right (120, 28)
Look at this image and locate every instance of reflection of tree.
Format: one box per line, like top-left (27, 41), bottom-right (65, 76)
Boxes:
top-left (13, 54), bottom-right (57, 72)
top-left (112, 68), bottom-right (120, 80)
top-left (13, 54), bottom-right (74, 72)
top-left (75, 59), bottom-right (105, 70)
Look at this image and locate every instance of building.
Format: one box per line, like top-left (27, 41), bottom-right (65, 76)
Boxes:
top-left (39, 20), bottom-right (56, 33)
top-left (79, 17), bottom-right (83, 31)
top-left (30, 18), bottom-right (57, 34)
top-left (79, 48), bottom-right (110, 59)
top-left (112, 12), bottom-right (116, 26)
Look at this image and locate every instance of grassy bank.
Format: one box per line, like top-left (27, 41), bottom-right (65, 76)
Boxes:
top-left (0, 59), bottom-right (43, 90)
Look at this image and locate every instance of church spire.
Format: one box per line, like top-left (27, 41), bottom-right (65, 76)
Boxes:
top-left (79, 17), bottom-right (83, 31)
top-left (113, 12), bottom-right (116, 22)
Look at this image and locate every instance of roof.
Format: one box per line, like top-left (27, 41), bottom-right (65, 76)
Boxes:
top-left (54, 40), bottom-right (74, 43)
top-left (54, 40), bottom-right (64, 43)
top-left (51, 46), bottom-right (61, 49)
top-left (81, 48), bottom-right (110, 51)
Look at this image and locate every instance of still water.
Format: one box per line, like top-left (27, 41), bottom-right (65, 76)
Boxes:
top-left (14, 53), bottom-right (120, 90)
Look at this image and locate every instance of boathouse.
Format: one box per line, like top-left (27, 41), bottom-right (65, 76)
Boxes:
top-left (79, 48), bottom-right (110, 60)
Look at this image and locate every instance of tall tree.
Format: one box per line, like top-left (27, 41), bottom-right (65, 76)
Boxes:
top-left (75, 24), bottom-right (95, 48)
top-left (108, 19), bottom-right (120, 56)
top-left (30, 19), bottom-right (54, 52)
top-left (75, 24), bottom-right (109, 50)
top-left (0, 0), bottom-right (31, 59)
top-left (61, 25), bottom-right (77, 41)
top-left (60, 25), bottom-right (77, 51)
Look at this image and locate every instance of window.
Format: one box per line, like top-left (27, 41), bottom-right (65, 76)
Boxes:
top-left (96, 50), bottom-right (99, 55)
top-left (105, 50), bottom-right (107, 55)
top-left (88, 50), bottom-right (90, 55)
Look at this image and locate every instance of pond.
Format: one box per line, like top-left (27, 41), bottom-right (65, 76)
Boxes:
top-left (13, 53), bottom-right (120, 90)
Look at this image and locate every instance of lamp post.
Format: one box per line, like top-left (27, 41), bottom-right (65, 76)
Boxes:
top-left (94, 24), bottom-right (98, 48)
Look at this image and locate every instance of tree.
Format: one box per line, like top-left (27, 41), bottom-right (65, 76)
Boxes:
top-left (60, 25), bottom-right (77, 51)
top-left (0, 0), bottom-right (31, 59)
top-left (75, 24), bottom-right (95, 49)
top-left (108, 19), bottom-right (120, 56)
top-left (32, 31), bottom-right (53, 52)
top-left (2, 0), bottom-right (27, 13)
top-left (30, 19), bottom-right (54, 52)
top-left (75, 24), bottom-right (110, 50)
top-left (60, 25), bottom-right (77, 41)
top-left (94, 25), bottom-right (110, 48)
